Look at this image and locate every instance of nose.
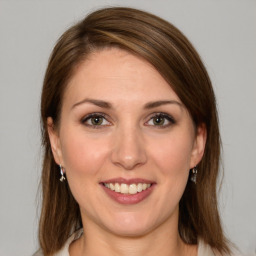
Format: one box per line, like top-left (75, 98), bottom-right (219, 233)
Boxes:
top-left (110, 125), bottom-right (147, 170)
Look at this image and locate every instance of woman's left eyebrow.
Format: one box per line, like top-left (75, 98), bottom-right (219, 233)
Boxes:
top-left (144, 100), bottom-right (183, 109)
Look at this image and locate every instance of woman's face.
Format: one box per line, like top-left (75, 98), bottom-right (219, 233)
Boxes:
top-left (48, 48), bottom-right (206, 237)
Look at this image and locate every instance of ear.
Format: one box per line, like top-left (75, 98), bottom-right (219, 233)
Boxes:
top-left (47, 117), bottom-right (63, 166)
top-left (190, 123), bottom-right (207, 168)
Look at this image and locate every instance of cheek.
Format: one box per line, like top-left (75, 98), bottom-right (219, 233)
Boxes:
top-left (60, 131), bottom-right (110, 178)
top-left (150, 132), bottom-right (194, 176)
top-left (59, 131), bottom-right (111, 211)
top-left (142, 132), bottom-right (194, 225)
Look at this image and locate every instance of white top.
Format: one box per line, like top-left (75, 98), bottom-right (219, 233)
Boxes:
top-left (33, 229), bottom-right (240, 256)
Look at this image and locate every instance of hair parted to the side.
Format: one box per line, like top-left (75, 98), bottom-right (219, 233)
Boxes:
top-left (40, 7), bottom-right (230, 255)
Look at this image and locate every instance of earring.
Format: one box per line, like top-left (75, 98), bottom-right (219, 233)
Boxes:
top-left (59, 165), bottom-right (66, 182)
top-left (190, 166), bottom-right (197, 184)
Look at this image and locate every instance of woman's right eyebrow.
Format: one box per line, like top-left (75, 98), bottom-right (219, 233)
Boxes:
top-left (71, 98), bottom-right (112, 109)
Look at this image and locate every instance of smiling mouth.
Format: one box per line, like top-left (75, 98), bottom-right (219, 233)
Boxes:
top-left (102, 182), bottom-right (152, 195)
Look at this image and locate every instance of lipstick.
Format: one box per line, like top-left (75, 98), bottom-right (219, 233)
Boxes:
top-left (100, 177), bottom-right (156, 205)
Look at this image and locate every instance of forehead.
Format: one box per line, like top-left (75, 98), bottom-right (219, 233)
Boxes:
top-left (64, 48), bottom-right (181, 104)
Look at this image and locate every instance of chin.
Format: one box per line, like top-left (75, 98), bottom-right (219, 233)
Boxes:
top-left (108, 224), bottom-right (152, 238)
top-left (102, 212), bottom-right (157, 237)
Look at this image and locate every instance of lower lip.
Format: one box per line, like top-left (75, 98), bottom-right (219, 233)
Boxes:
top-left (101, 184), bottom-right (155, 205)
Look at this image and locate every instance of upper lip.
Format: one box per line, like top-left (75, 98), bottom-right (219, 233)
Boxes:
top-left (100, 177), bottom-right (155, 185)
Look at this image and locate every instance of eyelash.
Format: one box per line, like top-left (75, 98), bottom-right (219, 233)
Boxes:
top-left (81, 112), bottom-right (110, 129)
top-left (145, 112), bottom-right (176, 128)
top-left (81, 112), bottom-right (176, 129)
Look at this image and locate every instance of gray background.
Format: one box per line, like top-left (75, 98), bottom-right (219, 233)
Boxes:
top-left (0, 1), bottom-right (255, 255)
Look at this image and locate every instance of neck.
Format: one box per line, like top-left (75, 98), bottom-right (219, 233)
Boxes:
top-left (70, 215), bottom-right (197, 256)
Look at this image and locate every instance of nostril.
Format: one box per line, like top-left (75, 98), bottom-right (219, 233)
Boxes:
top-left (110, 148), bottom-right (147, 170)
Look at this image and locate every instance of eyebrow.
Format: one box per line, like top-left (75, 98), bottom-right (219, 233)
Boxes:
top-left (71, 98), bottom-right (183, 110)
top-left (144, 100), bottom-right (183, 109)
top-left (72, 98), bottom-right (112, 109)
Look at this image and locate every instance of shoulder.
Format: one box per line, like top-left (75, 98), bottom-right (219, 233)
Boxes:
top-left (32, 229), bottom-right (83, 256)
top-left (198, 238), bottom-right (216, 256)
top-left (32, 249), bottom-right (43, 256)
top-left (198, 239), bottom-right (243, 256)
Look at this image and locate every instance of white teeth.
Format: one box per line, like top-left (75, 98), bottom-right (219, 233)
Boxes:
top-left (137, 183), bottom-right (143, 192)
top-left (142, 183), bottom-right (147, 190)
top-left (114, 183), bottom-right (120, 192)
top-left (109, 183), bottom-right (115, 191)
top-left (120, 183), bottom-right (129, 194)
top-left (129, 184), bottom-right (137, 194)
top-left (104, 182), bottom-right (152, 194)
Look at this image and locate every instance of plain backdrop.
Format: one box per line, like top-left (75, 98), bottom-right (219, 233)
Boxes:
top-left (0, 1), bottom-right (255, 255)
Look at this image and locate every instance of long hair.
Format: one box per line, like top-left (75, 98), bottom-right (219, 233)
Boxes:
top-left (39, 7), bottom-right (230, 255)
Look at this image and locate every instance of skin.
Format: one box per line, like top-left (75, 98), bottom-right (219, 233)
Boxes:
top-left (48, 48), bottom-right (206, 256)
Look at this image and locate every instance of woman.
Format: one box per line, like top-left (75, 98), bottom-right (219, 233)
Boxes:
top-left (35, 7), bottom-right (236, 256)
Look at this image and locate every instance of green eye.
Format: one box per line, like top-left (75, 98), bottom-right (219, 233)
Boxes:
top-left (146, 113), bottom-right (175, 127)
top-left (91, 116), bottom-right (104, 125)
top-left (82, 113), bottom-right (111, 128)
top-left (152, 116), bottom-right (165, 125)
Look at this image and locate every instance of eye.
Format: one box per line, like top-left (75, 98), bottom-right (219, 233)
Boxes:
top-left (146, 113), bottom-right (175, 127)
top-left (81, 113), bottom-right (111, 128)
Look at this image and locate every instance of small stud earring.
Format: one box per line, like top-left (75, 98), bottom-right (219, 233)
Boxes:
top-left (59, 165), bottom-right (66, 182)
top-left (190, 166), bottom-right (198, 184)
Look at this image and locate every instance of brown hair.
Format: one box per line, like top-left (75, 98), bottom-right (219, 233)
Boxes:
top-left (39, 7), bottom-right (230, 255)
